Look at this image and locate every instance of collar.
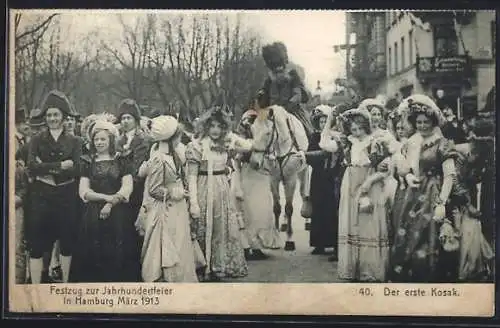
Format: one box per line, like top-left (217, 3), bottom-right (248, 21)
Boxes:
top-left (49, 128), bottom-right (64, 141)
top-left (348, 134), bottom-right (373, 147)
top-left (125, 129), bottom-right (136, 139)
top-left (420, 128), bottom-right (443, 148)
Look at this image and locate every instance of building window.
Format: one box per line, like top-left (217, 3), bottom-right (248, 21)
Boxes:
top-left (409, 30), bottom-right (413, 64)
top-left (394, 41), bottom-right (398, 73)
top-left (401, 36), bottom-right (405, 68)
top-left (492, 20), bottom-right (496, 58)
top-left (434, 24), bottom-right (458, 56)
top-left (388, 46), bottom-right (392, 75)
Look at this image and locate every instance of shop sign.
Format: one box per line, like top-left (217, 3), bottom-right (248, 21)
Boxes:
top-left (417, 55), bottom-right (472, 80)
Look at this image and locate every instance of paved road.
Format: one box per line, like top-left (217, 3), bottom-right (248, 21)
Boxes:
top-left (228, 185), bottom-right (340, 283)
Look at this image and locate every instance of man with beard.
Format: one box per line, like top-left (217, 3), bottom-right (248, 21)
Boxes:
top-left (261, 42), bottom-right (314, 139)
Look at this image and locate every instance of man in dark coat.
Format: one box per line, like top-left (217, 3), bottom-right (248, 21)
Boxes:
top-left (116, 98), bottom-right (153, 281)
top-left (261, 42), bottom-right (314, 139)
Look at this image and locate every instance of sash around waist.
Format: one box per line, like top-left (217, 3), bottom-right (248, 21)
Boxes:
top-left (198, 170), bottom-right (227, 176)
top-left (35, 176), bottom-right (75, 187)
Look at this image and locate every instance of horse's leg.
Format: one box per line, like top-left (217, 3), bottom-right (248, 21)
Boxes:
top-left (270, 173), bottom-right (282, 231)
top-left (283, 174), bottom-right (298, 251)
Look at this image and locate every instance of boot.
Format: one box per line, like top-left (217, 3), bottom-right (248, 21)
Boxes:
top-left (250, 249), bottom-right (269, 260)
top-left (311, 247), bottom-right (325, 255)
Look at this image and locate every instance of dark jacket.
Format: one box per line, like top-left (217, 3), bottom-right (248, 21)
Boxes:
top-left (27, 130), bottom-right (83, 185)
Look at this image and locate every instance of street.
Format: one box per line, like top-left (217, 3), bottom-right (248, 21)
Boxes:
top-left (229, 185), bottom-right (340, 283)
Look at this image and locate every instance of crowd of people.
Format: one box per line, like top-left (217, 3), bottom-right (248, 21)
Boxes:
top-left (13, 87), bottom-right (495, 284)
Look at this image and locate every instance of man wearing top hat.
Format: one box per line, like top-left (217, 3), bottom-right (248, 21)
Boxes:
top-left (115, 98), bottom-right (153, 281)
top-left (26, 90), bottom-right (83, 284)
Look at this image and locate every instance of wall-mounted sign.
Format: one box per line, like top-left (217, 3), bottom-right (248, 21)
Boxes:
top-left (417, 55), bottom-right (473, 80)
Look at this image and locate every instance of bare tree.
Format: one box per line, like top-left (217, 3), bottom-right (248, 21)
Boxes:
top-left (14, 13), bottom-right (59, 54)
top-left (100, 14), bottom-right (156, 103)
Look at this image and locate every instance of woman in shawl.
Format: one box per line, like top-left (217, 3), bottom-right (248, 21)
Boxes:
top-left (390, 94), bottom-right (459, 283)
top-left (70, 120), bottom-right (135, 282)
top-left (336, 108), bottom-right (393, 282)
top-left (139, 116), bottom-right (198, 282)
top-left (305, 105), bottom-right (344, 257)
top-left (185, 106), bottom-right (253, 281)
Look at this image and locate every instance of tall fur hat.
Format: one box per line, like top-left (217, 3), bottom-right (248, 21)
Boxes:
top-left (117, 98), bottom-right (142, 123)
top-left (262, 41), bottom-right (289, 69)
top-left (40, 90), bottom-right (73, 117)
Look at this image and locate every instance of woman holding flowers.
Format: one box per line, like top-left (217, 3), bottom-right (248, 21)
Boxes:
top-left (390, 94), bottom-right (459, 283)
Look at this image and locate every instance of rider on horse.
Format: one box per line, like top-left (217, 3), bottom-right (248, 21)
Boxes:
top-left (261, 41), bottom-right (314, 140)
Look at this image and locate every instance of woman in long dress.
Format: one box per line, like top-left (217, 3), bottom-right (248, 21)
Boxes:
top-left (186, 106), bottom-right (252, 281)
top-left (390, 94), bottom-right (459, 282)
top-left (337, 108), bottom-right (392, 282)
top-left (233, 108), bottom-right (281, 261)
top-left (139, 115), bottom-right (198, 282)
top-left (306, 105), bottom-right (343, 257)
top-left (70, 120), bottom-right (135, 282)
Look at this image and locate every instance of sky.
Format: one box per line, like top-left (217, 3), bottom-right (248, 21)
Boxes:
top-left (14, 10), bottom-right (347, 91)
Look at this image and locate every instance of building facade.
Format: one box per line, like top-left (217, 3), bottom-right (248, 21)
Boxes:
top-left (381, 10), bottom-right (495, 117)
top-left (347, 12), bottom-right (387, 99)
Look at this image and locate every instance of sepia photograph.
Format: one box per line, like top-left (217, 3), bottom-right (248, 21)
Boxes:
top-left (7, 9), bottom-right (496, 316)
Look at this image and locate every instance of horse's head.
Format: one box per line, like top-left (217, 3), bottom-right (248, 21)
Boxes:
top-left (248, 107), bottom-right (276, 170)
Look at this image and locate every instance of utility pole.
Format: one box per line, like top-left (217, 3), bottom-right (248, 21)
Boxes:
top-left (334, 12), bottom-right (358, 79)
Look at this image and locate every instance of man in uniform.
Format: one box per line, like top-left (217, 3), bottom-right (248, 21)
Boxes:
top-left (261, 42), bottom-right (314, 139)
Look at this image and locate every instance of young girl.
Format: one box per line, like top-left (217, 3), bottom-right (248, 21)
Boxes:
top-left (70, 120), bottom-right (135, 282)
top-left (337, 108), bottom-right (392, 282)
top-left (138, 115), bottom-right (198, 282)
top-left (186, 106), bottom-right (253, 281)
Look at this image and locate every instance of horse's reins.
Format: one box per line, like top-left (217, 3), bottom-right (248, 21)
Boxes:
top-left (253, 111), bottom-right (301, 180)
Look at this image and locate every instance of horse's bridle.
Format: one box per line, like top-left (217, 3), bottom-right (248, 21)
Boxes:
top-left (251, 112), bottom-right (300, 178)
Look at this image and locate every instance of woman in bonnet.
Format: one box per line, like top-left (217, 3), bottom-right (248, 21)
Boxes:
top-left (186, 106), bottom-right (252, 281)
top-left (336, 107), bottom-right (392, 282)
top-left (139, 115), bottom-right (198, 283)
top-left (390, 94), bottom-right (459, 283)
top-left (70, 119), bottom-right (135, 282)
top-left (305, 104), bottom-right (343, 257)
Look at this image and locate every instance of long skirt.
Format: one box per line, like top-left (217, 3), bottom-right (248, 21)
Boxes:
top-left (194, 174), bottom-right (248, 278)
top-left (458, 212), bottom-right (494, 281)
top-left (70, 202), bottom-right (135, 283)
top-left (141, 198), bottom-right (198, 283)
top-left (309, 165), bottom-right (341, 249)
top-left (337, 166), bottom-right (390, 282)
top-left (240, 164), bottom-right (281, 250)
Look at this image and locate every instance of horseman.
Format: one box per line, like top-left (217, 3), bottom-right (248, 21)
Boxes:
top-left (261, 41), bottom-right (314, 140)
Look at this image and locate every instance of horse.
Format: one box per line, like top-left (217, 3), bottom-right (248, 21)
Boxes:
top-left (250, 105), bottom-right (311, 251)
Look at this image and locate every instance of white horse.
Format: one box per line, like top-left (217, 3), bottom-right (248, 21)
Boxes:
top-left (249, 105), bottom-right (311, 251)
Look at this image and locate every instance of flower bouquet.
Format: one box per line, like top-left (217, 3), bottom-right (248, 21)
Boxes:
top-left (439, 219), bottom-right (460, 252)
top-left (358, 194), bottom-right (374, 214)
